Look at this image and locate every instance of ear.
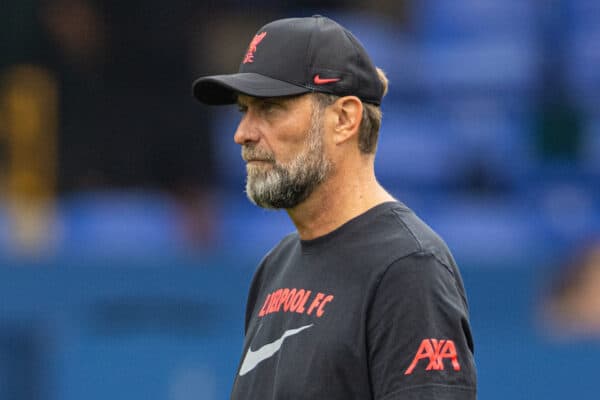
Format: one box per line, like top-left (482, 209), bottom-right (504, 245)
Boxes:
top-left (331, 96), bottom-right (363, 146)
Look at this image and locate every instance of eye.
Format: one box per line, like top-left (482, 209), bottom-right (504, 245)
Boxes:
top-left (259, 101), bottom-right (279, 113)
top-left (237, 104), bottom-right (248, 114)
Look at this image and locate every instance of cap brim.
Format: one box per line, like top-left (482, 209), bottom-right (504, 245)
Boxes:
top-left (192, 72), bottom-right (310, 105)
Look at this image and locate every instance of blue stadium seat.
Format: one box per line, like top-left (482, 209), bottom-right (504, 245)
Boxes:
top-left (57, 191), bottom-right (183, 256)
top-left (423, 194), bottom-right (548, 265)
top-left (519, 165), bottom-right (600, 249)
top-left (376, 103), bottom-right (464, 190)
top-left (414, 0), bottom-right (541, 98)
top-left (433, 97), bottom-right (535, 186)
top-left (217, 193), bottom-right (295, 258)
top-left (419, 38), bottom-right (539, 96)
top-left (580, 114), bottom-right (600, 175)
top-left (415, 0), bottom-right (538, 37)
top-left (377, 99), bottom-right (534, 191)
top-left (563, 0), bottom-right (600, 112)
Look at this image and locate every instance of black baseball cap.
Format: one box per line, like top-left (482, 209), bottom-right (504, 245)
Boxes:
top-left (192, 15), bottom-right (384, 106)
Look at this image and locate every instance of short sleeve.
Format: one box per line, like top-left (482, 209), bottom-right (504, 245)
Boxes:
top-left (367, 252), bottom-right (477, 399)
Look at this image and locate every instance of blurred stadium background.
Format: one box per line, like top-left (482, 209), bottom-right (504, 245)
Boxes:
top-left (1, 0), bottom-right (599, 398)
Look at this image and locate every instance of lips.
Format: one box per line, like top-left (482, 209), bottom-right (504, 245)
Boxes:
top-left (242, 146), bottom-right (274, 163)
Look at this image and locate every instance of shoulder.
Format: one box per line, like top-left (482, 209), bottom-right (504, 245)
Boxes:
top-left (385, 203), bottom-right (457, 271)
top-left (354, 202), bottom-right (456, 271)
top-left (365, 203), bottom-right (467, 307)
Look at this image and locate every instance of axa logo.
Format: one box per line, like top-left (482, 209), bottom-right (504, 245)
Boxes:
top-left (243, 32), bottom-right (267, 64)
top-left (404, 338), bottom-right (461, 375)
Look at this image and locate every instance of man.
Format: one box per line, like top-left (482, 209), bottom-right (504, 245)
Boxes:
top-left (193, 15), bottom-right (476, 400)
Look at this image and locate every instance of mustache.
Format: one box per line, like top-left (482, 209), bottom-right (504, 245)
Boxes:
top-left (241, 145), bottom-right (276, 163)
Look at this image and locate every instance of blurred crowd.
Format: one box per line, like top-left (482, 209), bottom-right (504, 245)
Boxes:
top-left (1, 0), bottom-right (407, 194)
top-left (0, 0), bottom-right (410, 251)
top-left (2, 4), bottom-right (600, 398)
top-left (0, 0), bottom-right (599, 256)
top-left (0, 0), bottom-right (600, 399)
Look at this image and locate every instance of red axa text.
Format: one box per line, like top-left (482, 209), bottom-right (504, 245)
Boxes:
top-left (258, 288), bottom-right (334, 318)
top-left (404, 338), bottom-right (461, 375)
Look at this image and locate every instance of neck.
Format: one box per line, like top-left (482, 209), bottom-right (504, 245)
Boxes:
top-left (286, 161), bottom-right (395, 240)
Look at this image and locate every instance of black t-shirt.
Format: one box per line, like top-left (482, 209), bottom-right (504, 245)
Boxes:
top-left (231, 202), bottom-right (477, 399)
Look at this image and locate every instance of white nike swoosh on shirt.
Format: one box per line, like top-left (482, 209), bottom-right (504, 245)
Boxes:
top-left (239, 324), bottom-right (313, 376)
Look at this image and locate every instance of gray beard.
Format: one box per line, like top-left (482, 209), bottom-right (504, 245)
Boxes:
top-left (243, 109), bottom-right (332, 210)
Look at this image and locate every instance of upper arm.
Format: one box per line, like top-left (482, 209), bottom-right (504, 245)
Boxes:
top-left (367, 252), bottom-right (477, 399)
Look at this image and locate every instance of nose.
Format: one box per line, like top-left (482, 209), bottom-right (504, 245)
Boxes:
top-left (234, 113), bottom-right (260, 145)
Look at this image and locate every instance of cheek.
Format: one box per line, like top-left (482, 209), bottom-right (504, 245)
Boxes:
top-left (271, 124), bottom-right (311, 163)
top-left (280, 117), bottom-right (311, 144)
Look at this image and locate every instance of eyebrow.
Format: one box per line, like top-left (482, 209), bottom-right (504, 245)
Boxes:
top-left (236, 96), bottom-right (265, 108)
top-left (237, 94), bottom-right (303, 108)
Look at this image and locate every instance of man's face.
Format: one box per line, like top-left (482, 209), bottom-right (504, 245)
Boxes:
top-left (235, 94), bottom-right (333, 209)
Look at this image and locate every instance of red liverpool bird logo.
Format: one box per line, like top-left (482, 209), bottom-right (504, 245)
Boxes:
top-left (243, 32), bottom-right (267, 64)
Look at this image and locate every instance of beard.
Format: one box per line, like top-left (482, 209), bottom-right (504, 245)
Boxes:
top-left (241, 107), bottom-right (333, 209)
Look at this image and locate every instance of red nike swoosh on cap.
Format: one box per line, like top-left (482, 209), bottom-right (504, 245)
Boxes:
top-left (313, 75), bottom-right (341, 84)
